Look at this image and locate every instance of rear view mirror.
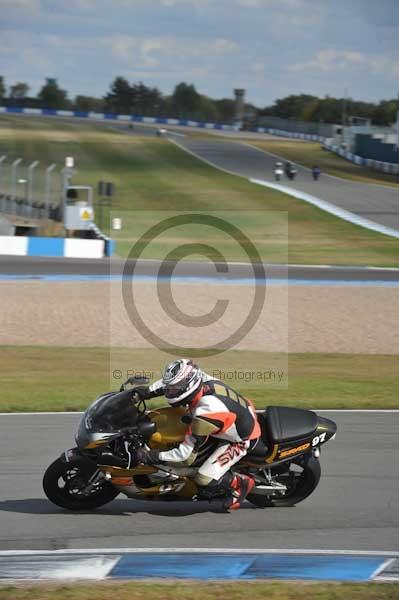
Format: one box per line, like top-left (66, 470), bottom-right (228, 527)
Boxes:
top-left (127, 375), bottom-right (150, 386)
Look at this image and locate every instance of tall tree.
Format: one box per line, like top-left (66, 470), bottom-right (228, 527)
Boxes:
top-left (131, 82), bottom-right (163, 116)
top-left (171, 82), bottom-right (202, 119)
top-left (214, 98), bottom-right (236, 122)
top-left (105, 77), bottom-right (133, 113)
top-left (372, 100), bottom-right (398, 126)
top-left (37, 78), bottom-right (68, 109)
top-left (75, 95), bottom-right (105, 112)
top-left (10, 82), bottom-right (30, 99)
top-left (0, 76), bottom-right (5, 102)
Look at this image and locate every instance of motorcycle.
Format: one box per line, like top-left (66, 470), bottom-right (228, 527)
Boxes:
top-left (274, 162), bottom-right (284, 182)
top-left (286, 167), bottom-right (297, 181)
top-left (312, 167), bottom-right (321, 181)
top-left (43, 375), bottom-right (337, 510)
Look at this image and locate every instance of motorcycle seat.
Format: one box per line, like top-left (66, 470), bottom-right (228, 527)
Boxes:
top-left (264, 406), bottom-right (318, 443)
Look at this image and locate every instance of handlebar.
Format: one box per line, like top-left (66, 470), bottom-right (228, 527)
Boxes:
top-left (119, 374), bottom-right (150, 392)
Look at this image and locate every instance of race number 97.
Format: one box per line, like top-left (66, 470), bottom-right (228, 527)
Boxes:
top-left (312, 432), bottom-right (327, 446)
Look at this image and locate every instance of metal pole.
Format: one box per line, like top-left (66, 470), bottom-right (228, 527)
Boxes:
top-left (61, 167), bottom-right (74, 225)
top-left (342, 88), bottom-right (348, 127)
top-left (11, 158), bottom-right (22, 200)
top-left (27, 160), bottom-right (40, 204)
top-left (0, 155), bottom-right (6, 194)
top-left (45, 163), bottom-right (57, 205)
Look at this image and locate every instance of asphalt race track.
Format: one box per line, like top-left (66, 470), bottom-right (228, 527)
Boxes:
top-left (1, 256), bottom-right (398, 282)
top-left (0, 411), bottom-right (397, 551)
top-left (174, 138), bottom-right (399, 232)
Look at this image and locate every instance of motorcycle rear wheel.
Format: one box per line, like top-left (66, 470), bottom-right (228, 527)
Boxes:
top-left (43, 457), bottom-right (119, 510)
top-left (248, 455), bottom-right (321, 508)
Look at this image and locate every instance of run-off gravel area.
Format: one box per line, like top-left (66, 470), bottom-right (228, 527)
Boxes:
top-left (0, 281), bottom-right (398, 354)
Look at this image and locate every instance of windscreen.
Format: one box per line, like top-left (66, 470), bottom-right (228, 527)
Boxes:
top-left (84, 391), bottom-right (138, 432)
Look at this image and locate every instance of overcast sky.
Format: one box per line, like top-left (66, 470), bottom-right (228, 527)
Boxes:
top-left (1, 0), bottom-right (398, 107)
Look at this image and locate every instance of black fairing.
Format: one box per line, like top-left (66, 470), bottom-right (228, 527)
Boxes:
top-left (265, 406), bottom-right (318, 443)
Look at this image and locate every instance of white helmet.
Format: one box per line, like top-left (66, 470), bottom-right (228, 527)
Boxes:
top-left (162, 359), bottom-right (203, 406)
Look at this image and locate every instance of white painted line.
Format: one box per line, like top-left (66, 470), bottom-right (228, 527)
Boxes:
top-left (371, 557), bottom-right (396, 579)
top-left (1, 548), bottom-right (399, 556)
top-left (311, 410), bottom-right (399, 413)
top-left (250, 177), bottom-right (399, 239)
top-left (285, 264), bottom-right (399, 272)
top-left (0, 412), bottom-right (83, 416)
top-left (1, 409), bottom-right (399, 416)
top-left (0, 555), bottom-right (121, 580)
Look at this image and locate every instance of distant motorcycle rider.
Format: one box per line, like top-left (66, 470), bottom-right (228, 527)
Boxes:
top-left (285, 161), bottom-right (297, 180)
top-left (312, 165), bottom-right (321, 181)
top-left (133, 359), bottom-right (261, 511)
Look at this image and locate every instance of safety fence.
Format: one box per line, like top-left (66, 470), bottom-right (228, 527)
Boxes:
top-left (0, 152), bottom-right (62, 220)
top-left (324, 141), bottom-right (399, 176)
top-left (0, 193), bottom-right (61, 221)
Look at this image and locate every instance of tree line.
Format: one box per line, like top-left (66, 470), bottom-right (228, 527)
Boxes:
top-left (0, 76), bottom-right (397, 126)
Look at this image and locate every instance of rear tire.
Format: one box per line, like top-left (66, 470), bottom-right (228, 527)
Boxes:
top-left (43, 457), bottom-right (119, 511)
top-left (248, 455), bottom-right (321, 508)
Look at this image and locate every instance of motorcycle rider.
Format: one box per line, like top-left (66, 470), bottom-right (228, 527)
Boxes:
top-left (312, 165), bottom-right (321, 181)
top-left (285, 161), bottom-right (297, 180)
top-left (274, 161), bottom-right (284, 181)
top-left (133, 359), bottom-right (261, 511)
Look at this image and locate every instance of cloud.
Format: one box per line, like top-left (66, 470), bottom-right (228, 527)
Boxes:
top-left (289, 49), bottom-right (368, 73)
top-left (288, 48), bottom-right (399, 83)
top-left (235, 0), bottom-right (305, 6)
top-left (0, 0), bottom-right (40, 8)
top-left (106, 34), bottom-right (239, 68)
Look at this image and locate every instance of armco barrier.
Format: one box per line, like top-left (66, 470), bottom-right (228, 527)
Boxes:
top-left (0, 106), bottom-right (238, 132)
top-left (0, 236), bottom-right (111, 258)
top-left (255, 127), bottom-right (325, 142)
top-left (324, 142), bottom-right (399, 175)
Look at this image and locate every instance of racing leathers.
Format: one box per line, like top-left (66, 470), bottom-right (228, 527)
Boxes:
top-left (143, 372), bottom-right (261, 493)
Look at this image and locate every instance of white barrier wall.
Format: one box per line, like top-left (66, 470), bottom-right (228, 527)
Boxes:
top-left (0, 237), bottom-right (28, 256)
top-left (0, 236), bottom-right (106, 258)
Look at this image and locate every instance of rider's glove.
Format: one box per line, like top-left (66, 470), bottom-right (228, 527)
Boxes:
top-left (134, 447), bottom-right (160, 466)
top-left (132, 386), bottom-right (152, 402)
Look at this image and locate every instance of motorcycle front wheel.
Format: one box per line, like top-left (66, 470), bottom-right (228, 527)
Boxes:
top-left (43, 457), bottom-right (119, 510)
top-left (248, 455), bottom-right (321, 508)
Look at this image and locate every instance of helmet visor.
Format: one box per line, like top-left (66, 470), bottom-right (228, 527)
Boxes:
top-left (164, 382), bottom-right (188, 399)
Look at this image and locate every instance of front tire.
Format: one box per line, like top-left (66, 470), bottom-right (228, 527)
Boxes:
top-left (43, 457), bottom-right (119, 510)
top-left (248, 455), bottom-right (321, 508)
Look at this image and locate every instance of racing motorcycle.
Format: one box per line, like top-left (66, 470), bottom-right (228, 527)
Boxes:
top-left (43, 375), bottom-right (337, 510)
top-left (274, 162), bottom-right (284, 181)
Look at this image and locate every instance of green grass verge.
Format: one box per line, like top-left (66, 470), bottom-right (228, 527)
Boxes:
top-left (1, 346), bottom-right (398, 412)
top-left (0, 581), bottom-right (397, 600)
top-left (0, 116), bottom-right (398, 266)
top-left (249, 138), bottom-right (399, 186)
